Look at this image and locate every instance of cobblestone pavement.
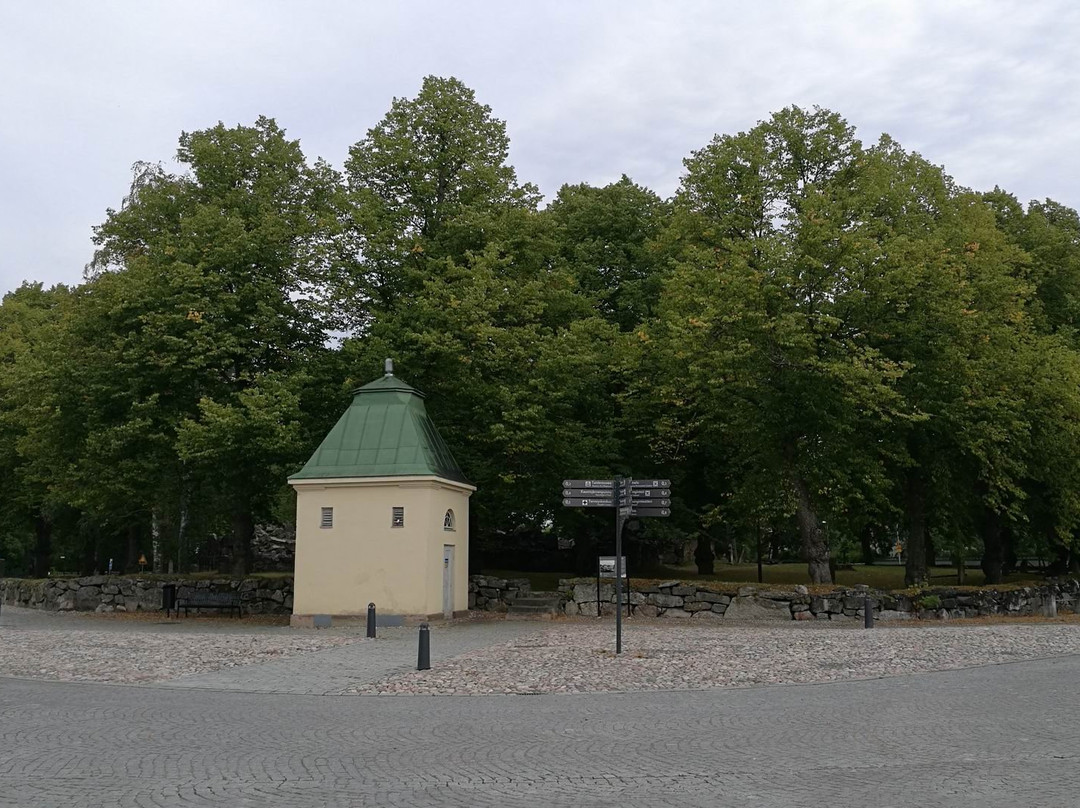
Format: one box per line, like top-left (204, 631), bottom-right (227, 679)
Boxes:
top-left (1, 656), bottom-right (1078, 807)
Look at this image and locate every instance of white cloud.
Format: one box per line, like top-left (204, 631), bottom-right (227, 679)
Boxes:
top-left (1, 0), bottom-right (1077, 295)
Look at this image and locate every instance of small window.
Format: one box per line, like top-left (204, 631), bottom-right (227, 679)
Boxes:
top-left (392, 506), bottom-right (404, 528)
top-left (443, 509), bottom-right (456, 531)
top-left (320, 507), bottom-right (333, 529)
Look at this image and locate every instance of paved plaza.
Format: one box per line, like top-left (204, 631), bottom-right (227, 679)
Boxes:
top-left (1, 606), bottom-right (1079, 806)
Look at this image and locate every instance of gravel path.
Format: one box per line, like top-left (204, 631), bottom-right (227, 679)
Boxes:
top-left (0, 609), bottom-right (361, 683)
top-left (346, 619), bottom-right (1080, 695)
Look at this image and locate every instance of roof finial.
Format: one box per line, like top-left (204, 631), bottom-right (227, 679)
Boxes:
top-left (384, 358), bottom-right (394, 377)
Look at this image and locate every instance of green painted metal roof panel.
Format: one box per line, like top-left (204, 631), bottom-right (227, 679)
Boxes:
top-left (289, 374), bottom-right (469, 484)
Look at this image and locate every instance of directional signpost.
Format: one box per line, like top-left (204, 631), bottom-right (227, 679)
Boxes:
top-left (560, 476), bottom-right (672, 654)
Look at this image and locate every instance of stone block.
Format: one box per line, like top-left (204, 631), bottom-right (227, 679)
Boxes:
top-left (75, 586), bottom-right (102, 610)
top-left (723, 596), bottom-right (791, 621)
top-left (793, 610), bottom-right (814, 620)
top-left (671, 586), bottom-right (697, 596)
top-left (563, 601), bottom-right (579, 616)
top-left (692, 609), bottom-right (724, 619)
top-left (693, 591), bottom-right (726, 603)
top-left (651, 593), bottom-right (683, 608)
top-left (655, 581), bottom-right (680, 589)
top-left (572, 583), bottom-right (596, 603)
top-left (635, 604), bottom-right (659, 618)
top-left (102, 584), bottom-right (119, 595)
top-left (662, 608), bottom-right (692, 618)
top-left (710, 603), bottom-right (727, 614)
top-left (684, 601), bottom-right (711, 612)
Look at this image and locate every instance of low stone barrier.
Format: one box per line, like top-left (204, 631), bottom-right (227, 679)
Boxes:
top-left (0, 576), bottom-right (293, 614)
top-left (557, 578), bottom-right (1080, 620)
top-left (468, 575), bottom-right (531, 611)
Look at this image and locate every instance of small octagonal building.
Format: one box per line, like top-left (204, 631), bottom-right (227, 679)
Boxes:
top-left (289, 361), bottom-right (474, 625)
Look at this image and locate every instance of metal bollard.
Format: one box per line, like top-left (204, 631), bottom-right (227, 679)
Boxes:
top-left (864, 595), bottom-right (874, 629)
top-left (366, 602), bottom-right (377, 638)
top-left (417, 623), bottom-right (431, 670)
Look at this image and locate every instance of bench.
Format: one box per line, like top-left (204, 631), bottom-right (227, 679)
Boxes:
top-left (173, 589), bottom-right (242, 618)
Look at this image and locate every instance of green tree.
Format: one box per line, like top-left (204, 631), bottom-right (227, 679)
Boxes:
top-left (88, 117), bottom-right (339, 574)
top-left (342, 75), bottom-right (540, 319)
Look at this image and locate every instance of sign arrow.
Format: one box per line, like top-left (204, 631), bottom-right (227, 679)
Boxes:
top-left (562, 479), bottom-right (614, 489)
top-left (563, 498), bottom-right (615, 508)
top-left (632, 507), bottom-right (671, 517)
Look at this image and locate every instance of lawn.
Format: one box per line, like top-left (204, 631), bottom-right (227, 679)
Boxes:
top-left (482, 563), bottom-right (1048, 592)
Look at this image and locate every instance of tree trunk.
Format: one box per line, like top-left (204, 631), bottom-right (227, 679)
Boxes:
top-left (32, 512), bottom-right (52, 578)
top-left (231, 506), bottom-right (254, 577)
top-left (981, 507), bottom-right (1004, 585)
top-left (859, 525), bottom-right (875, 566)
top-left (125, 523), bottom-right (140, 573)
top-left (694, 535), bottom-right (715, 576)
top-left (793, 477), bottom-right (831, 584)
top-left (1003, 526), bottom-right (1017, 575)
top-left (905, 472), bottom-right (928, 586)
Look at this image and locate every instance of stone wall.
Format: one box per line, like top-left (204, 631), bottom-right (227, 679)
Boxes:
top-left (0, 576), bottom-right (293, 614)
top-left (468, 575), bottom-right (531, 611)
top-left (557, 578), bottom-right (1080, 620)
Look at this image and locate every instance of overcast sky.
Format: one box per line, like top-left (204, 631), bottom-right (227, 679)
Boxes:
top-left (1, 0), bottom-right (1077, 297)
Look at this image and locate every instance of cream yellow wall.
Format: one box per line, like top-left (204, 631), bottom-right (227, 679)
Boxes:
top-left (291, 476), bottom-right (472, 618)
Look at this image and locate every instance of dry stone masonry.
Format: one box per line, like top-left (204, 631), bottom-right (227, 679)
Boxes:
top-left (5, 574), bottom-right (1078, 621)
top-left (468, 575), bottom-right (531, 611)
top-left (1, 576), bottom-right (293, 614)
top-left (555, 578), bottom-right (1080, 620)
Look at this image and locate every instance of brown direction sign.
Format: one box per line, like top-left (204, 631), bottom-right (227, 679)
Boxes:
top-left (562, 479), bottom-right (614, 489)
top-left (629, 489), bottom-right (670, 498)
top-left (633, 506), bottom-right (671, 517)
top-left (563, 488), bottom-right (614, 497)
top-left (563, 498), bottom-right (615, 508)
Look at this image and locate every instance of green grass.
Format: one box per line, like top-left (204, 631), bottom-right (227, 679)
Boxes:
top-left (482, 563), bottom-right (1048, 592)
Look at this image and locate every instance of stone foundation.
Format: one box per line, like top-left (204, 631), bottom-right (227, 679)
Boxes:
top-left (467, 575), bottom-right (531, 611)
top-left (0, 576), bottom-right (293, 614)
top-left (556, 578), bottom-right (1080, 620)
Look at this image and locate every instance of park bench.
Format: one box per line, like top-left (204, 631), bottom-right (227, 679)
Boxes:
top-left (173, 589), bottom-right (242, 618)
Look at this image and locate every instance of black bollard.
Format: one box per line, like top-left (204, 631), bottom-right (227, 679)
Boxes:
top-left (417, 623), bottom-right (431, 670)
top-left (864, 595), bottom-right (874, 629)
top-left (366, 602), bottom-right (377, 638)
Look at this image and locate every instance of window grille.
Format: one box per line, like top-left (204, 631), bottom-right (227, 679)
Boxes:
top-left (443, 509), bottom-right (455, 531)
top-left (392, 506), bottom-right (405, 528)
top-left (320, 507), bottom-right (333, 529)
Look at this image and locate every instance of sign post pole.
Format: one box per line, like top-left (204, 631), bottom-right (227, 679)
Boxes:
top-left (614, 477), bottom-right (625, 655)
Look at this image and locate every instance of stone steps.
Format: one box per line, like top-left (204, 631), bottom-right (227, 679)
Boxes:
top-left (507, 591), bottom-right (562, 616)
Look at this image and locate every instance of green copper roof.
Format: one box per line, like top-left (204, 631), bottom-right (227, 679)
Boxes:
top-left (289, 367), bottom-right (470, 484)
